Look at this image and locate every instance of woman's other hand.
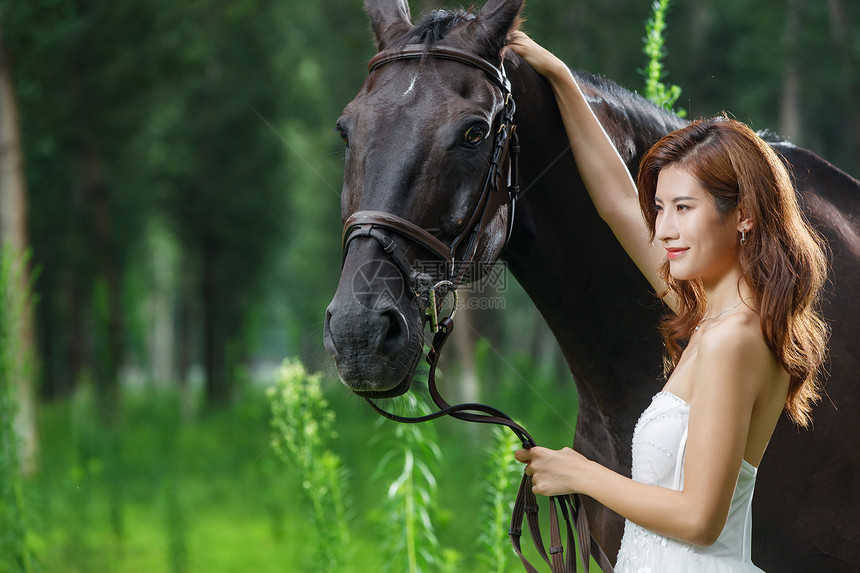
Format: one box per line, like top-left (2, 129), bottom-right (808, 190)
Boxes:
top-left (514, 446), bottom-right (591, 497)
top-left (508, 31), bottom-right (566, 79)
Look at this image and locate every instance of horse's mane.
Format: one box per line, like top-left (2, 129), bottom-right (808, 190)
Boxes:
top-left (573, 72), bottom-right (790, 146)
top-left (569, 69), bottom-right (688, 158)
top-left (391, 9), bottom-right (476, 48)
top-left (391, 8), bottom-right (524, 53)
top-left (756, 128), bottom-right (788, 144)
top-left (574, 69), bottom-right (659, 111)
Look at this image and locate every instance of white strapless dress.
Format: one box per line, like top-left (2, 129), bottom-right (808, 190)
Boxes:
top-left (614, 392), bottom-right (764, 572)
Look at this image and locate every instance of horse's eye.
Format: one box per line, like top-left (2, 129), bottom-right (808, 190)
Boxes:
top-left (336, 125), bottom-right (349, 147)
top-left (462, 125), bottom-right (487, 147)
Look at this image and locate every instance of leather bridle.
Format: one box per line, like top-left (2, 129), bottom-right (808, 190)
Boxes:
top-left (343, 45), bottom-right (520, 329)
top-left (340, 44), bottom-right (613, 573)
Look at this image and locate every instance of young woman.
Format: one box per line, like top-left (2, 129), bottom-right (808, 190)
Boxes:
top-left (509, 32), bottom-right (828, 572)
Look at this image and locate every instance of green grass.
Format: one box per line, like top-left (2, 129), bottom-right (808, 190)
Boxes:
top-left (24, 352), bottom-right (579, 572)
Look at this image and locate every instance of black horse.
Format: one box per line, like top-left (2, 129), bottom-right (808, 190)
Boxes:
top-left (324, 1), bottom-right (860, 570)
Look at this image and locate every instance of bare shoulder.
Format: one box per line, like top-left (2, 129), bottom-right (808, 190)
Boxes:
top-left (699, 311), bottom-right (765, 348)
top-left (695, 312), bottom-right (776, 391)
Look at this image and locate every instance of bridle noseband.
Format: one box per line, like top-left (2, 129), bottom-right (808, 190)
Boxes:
top-left (340, 44), bottom-right (613, 573)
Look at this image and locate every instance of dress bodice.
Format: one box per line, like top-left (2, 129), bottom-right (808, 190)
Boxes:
top-left (614, 392), bottom-right (762, 572)
top-left (630, 391), bottom-right (691, 490)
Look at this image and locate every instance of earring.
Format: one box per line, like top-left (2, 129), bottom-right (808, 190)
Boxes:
top-left (740, 230), bottom-right (747, 245)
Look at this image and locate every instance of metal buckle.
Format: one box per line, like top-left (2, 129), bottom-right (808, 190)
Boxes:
top-left (426, 280), bottom-right (457, 332)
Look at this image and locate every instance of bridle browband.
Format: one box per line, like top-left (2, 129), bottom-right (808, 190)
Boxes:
top-left (341, 44), bottom-right (613, 573)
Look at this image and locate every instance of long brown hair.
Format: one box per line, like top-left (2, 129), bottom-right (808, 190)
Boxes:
top-left (636, 116), bottom-right (829, 427)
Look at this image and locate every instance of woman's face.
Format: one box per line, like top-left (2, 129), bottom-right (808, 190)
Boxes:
top-left (654, 165), bottom-right (741, 282)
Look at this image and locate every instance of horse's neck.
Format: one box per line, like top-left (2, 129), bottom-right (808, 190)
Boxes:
top-left (504, 65), bottom-right (678, 421)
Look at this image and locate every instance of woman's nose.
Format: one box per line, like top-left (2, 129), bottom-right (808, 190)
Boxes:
top-left (655, 212), bottom-right (678, 242)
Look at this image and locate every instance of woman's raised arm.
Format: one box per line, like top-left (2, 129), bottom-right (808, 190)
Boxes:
top-left (510, 32), bottom-right (675, 310)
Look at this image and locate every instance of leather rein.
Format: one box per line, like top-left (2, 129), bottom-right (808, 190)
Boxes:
top-left (342, 44), bottom-right (613, 573)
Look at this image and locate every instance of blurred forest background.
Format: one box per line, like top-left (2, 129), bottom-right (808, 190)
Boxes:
top-left (1, 0), bottom-right (858, 571)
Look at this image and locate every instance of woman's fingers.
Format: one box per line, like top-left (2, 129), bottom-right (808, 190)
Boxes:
top-left (514, 448), bottom-right (531, 463)
top-left (507, 32), bottom-right (560, 77)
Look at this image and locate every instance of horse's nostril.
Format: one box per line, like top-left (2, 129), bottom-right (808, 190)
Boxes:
top-left (380, 308), bottom-right (409, 355)
top-left (323, 308), bottom-right (339, 357)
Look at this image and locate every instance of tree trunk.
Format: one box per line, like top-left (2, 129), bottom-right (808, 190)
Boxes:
top-left (779, 0), bottom-right (802, 142)
top-left (175, 253), bottom-right (197, 419)
top-left (81, 148), bottom-right (123, 425)
top-left (0, 31), bottom-right (38, 473)
top-left (202, 239), bottom-right (230, 407)
top-left (779, 64), bottom-right (801, 142)
top-left (448, 289), bottom-right (478, 404)
top-left (147, 224), bottom-right (176, 390)
top-left (826, 0), bottom-right (860, 173)
top-left (67, 274), bottom-right (86, 396)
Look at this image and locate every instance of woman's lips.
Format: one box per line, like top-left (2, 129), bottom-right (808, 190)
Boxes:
top-left (666, 247), bottom-right (688, 260)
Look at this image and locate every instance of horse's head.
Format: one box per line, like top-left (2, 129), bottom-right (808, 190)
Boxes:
top-left (324, 0), bottom-right (523, 397)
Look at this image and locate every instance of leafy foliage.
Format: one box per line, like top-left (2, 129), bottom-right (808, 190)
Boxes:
top-left (641, 0), bottom-right (685, 116)
top-left (268, 358), bottom-right (351, 571)
top-left (0, 248), bottom-right (36, 572)
top-left (478, 425), bottom-right (524, 573)
top-left (370, 393), bottom-right (453, 573)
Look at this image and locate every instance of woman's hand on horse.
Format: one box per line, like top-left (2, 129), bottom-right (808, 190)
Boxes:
top-left (515, 446), bottom-right (591, 497)
top-left (508, 32), bottom-right (566, 79)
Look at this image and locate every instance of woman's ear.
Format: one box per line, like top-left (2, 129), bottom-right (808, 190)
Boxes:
top-left (735, 208), bottom-right (754, 235)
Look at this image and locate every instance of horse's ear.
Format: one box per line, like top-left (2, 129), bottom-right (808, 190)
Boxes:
top-left (365, 0), bottom-right (412, 51)
top-left (469, 0), bottom-right (523, 59)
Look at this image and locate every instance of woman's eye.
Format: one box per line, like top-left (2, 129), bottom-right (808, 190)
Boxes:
top-left (462, 125), bottom-right (487, 146)
top-left (677, 204), bottom-right (689, 212)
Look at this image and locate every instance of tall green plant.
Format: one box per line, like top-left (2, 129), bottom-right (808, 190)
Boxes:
top-left (371, 393), bottom-right (452, 573)
top-left (641, 0), bottom-right (686, 117)
top-left (0, 248), bottom-right (35, 573)
top-left (267, 358), bottom-right (350, 571)
top-left (478, 425), bottom-right (523, 573)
